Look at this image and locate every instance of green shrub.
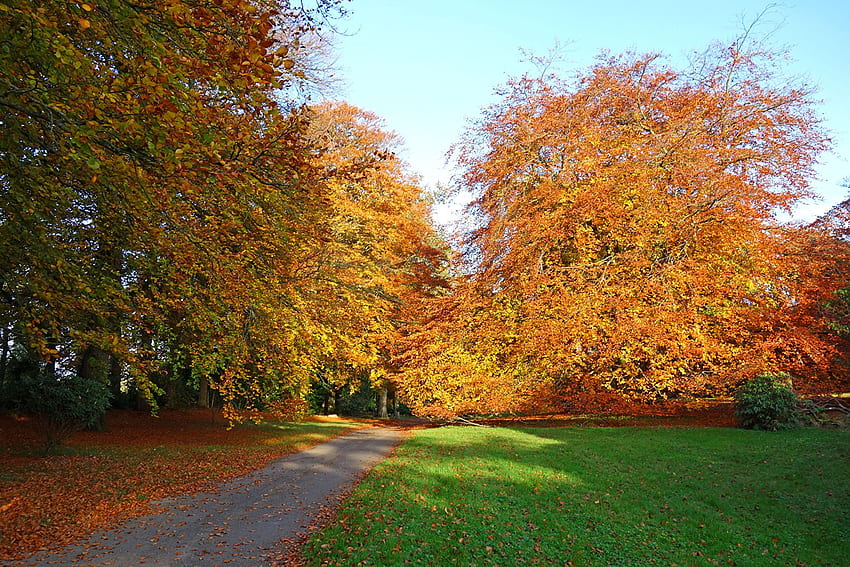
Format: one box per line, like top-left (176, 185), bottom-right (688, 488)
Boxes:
top-left (0, 343), bottom-right (42, 412)
top-left (24, 372), bottom-right (112, 452)
top-left (734, 372), bottom-right (799, 431)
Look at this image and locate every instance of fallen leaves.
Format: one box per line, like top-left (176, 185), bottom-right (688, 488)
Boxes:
top-left (0, 410), bottom-right (365, 562)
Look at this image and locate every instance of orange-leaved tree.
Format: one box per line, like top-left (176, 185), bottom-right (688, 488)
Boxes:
top-left (399, 38), bottom-right (850, 416)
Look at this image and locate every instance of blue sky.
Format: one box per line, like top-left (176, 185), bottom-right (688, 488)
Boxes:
top-left (331, 1), bottom-right (849, 222)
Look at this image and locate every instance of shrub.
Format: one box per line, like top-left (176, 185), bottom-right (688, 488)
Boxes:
top-left (24, 372), bottom-right (112, 452)
top-left (734, 372), bottom-right (799, 431)
top-left (0, 343), bottom-right (42, 412)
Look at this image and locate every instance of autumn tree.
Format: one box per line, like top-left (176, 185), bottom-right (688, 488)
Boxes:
top-left (0, 0), bottom-right (349, 414)
top-left (398, 37), bottom-right (850, 416)
top-left (303, 101), bottom-right (448, 417)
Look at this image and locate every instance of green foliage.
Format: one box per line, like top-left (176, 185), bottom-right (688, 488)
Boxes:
top-left (338, 377), bottom-right (379, 417)
top-left (307, 368), bottom-right (378, 416)
top-left (824, 286), bottom-right (850, 337)
top-left (304, 426), bottom-right (850, 566)
top-left (0, 344), bottom-right (41, 412)
top-left (23, 373), bottom-right (112, 452)
top-left (734, 372), bottom-right (800, 430)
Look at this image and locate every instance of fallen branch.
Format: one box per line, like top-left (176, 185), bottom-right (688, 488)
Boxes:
top-left (446, 416), bottom-right (491, 427)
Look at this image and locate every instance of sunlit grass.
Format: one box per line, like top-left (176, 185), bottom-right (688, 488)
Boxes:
top-left (254, 419), bottom-right (370, 447)
top-left (304, 426), bottom-right (850, 566)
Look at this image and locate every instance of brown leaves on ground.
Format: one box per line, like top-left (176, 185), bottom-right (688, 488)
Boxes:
top-left (474, 399), bottom-right (739, 428)
top-left (0, 409), bottom-right (365, 562)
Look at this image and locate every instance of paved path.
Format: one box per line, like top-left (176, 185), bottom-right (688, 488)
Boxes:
top-left (13, 427), bottom-right (404, 567)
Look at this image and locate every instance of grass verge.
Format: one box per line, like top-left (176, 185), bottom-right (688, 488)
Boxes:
top-left (303, 426), bottom-right (850, 566)
top-left (0, 409), bottom-right (368, 562)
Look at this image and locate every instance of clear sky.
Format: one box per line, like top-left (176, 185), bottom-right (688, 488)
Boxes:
top-left (330, 0), bottom-right (849, 222)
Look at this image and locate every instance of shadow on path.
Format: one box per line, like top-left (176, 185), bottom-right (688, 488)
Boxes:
top-left (12, 427), bottom-right (404, 567)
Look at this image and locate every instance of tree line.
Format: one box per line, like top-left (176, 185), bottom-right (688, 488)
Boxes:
top-left (394, 37), bottom-right (850, 417)
top-left (0, 0), bottom-right (447, 422)
top-left (1, 1), bottom-right (848, 425)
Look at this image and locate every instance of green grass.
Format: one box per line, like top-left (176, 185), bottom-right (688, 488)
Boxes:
top-left (304, 426), bottom-right (850, 566)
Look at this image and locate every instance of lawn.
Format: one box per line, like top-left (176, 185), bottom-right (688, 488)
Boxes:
top-left (0, 409), bottom-right (369, 562)
top-left (303, 425), bottom-right (850, 566)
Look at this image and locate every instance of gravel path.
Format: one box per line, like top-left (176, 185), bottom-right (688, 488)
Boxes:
top-left (14, 426), bottom-right (405, 566)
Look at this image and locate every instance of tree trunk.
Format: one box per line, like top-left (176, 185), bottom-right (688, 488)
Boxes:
top-left (108, 355), bottom-right (122, 400)
top-left (392, 388), bottom-right (400, 418)
top-left (78, 342), bottom-right (110, 384)
top-left (378, 384), bottom-right (388, 419)
top-left (333, 388), bottom-right (341, 415)
top-left (0, 326), bottom-right (9, 386)
top-left (164, 378), bottom-right (177, 409)
top-left (198, 375), bottom-right (210, 408)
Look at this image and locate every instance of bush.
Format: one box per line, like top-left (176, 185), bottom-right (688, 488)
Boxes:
top-left (734, 372), bottom-right (800, 431)
top-left (24, 372), bottom-right (112, 452)
top-left (0, 343), bottom-right (42, 412)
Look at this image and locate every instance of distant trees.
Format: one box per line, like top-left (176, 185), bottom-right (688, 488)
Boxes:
top-left (396, 39), bottom-right (850, 417)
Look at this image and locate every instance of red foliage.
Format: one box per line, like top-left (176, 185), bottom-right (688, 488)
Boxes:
top-left (475, 399), bottom-right (739, 428)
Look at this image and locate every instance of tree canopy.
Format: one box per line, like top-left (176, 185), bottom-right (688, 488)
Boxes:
top-left (1, 3), bottom-right (847, 421)
top-left (0, 0), bottom-right (446, 420)
top-left (395, 40), bottom-right (850, 416)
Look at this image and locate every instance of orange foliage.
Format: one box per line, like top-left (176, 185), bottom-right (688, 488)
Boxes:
top-left (397, 40), bottom-right (850, 417)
